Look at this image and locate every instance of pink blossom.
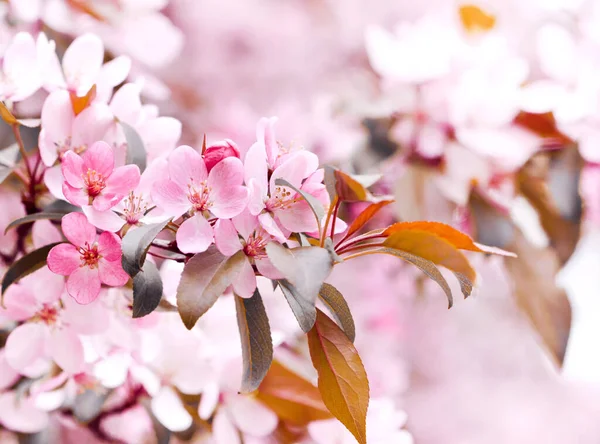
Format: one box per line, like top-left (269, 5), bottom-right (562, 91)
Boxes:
top-left (204, 139), bottom-right (241, 172)
top-left (214, 209), bottom-right (282, 298)
top-left (39, 90), bottom-right (113, 167)
top-left (61, 141), bottom-right (141, 211)
top-left (47, 212), bottom-right (129, 304)
top-left (44, 33), bottom-right (131, 101)
top-left (0, 32), bottom-right (50, 102)
top-left (152, 145), bottom-right (248, 254)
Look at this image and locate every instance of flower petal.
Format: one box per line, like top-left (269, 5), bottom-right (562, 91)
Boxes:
top-left (275, 200), bottom-right (319, 234)
top-left (5, 323), bottom-right (47, 372)
top-left (82, 141), bottom-right (114, 178)
top-left (63, 183), bottom-right (89, 207)
top-left (71, 103), bottom-right (114, 149)
top-left (212, 409), bottom-right (241, 444)
top-left (47, 243), bottom-right (81, 276)
top-left (151, 179), bottom-right (190, 218)
top-left (109, 82), bottom-right (142, 124)
top-left (43, 165), bottom-right (66, 200)
top-left (39, 90), bottom-right (73, 166)
top-left (176, 215), bottom-right (213, 254)
top-left (48, 328), bottom-right (84, 374)
top-left (1, 285), bottom-right (38, 321)
top-left (151, 386), bottom-right (193, 432)
top-left (232, 208), bottom-right (259, 240)
top-left (244, 141), bottom-right (268, 194)
top-left (61, 151), bottom-right (85, 188)
top-left (255, 258), bottom-right (283, 280)
top-left (32, 219), bottom-right (62, 249)
top-left (62, 33), bottom-right (104, 95)
top-left (82, 206), bottom-right (125, 232)
top-left (66, 266), bottom-right (101, 304)
top-left (227, 394), bottom-right (278, 437)
top-left (98, 258), bottom-right (129, 287)
top-left (257, 213), bottom-right (286, 243)
top-left (168, 145), bottom-right (206, 190)
top-left (0, 391), bottom-right (49, 433)
top-left (214, 219), bottom-right (243, 256)
top-left (96, 55), bottom-right (131, 102)
top-left (138, 117), bottom-right (182, 161)
top-left (232, 258), bottom-right (256, 299)
top-left (61, 212), bottom-right (96, 247)
top-left (97, 231), bottom-right (122, 261)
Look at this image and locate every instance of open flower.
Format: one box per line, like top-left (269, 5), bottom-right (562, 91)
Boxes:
top-left (61, 141), bottom-right (141, 211)
top-left (214, 209), bottom-right (282, 298)
top-left (152, 145), bottom-right (248, 254)
top-left (47, 212), bottom-right (129, 304)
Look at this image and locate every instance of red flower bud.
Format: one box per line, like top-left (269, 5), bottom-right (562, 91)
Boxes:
top-left (203, 139), bottom-right (241, 172)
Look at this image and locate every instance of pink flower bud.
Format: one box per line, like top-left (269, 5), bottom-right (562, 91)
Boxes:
top-left (203, 139), bottom-right (240, 172)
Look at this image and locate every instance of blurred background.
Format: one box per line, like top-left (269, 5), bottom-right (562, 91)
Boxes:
top-left (4, 0), bottom-right (600, 442)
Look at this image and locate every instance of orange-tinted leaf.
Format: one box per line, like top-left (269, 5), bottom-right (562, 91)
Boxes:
top-left (373, 247), bottom-right (454, 308)
top-left (383, 230), bottom-right (476, 297)
top-left (318, 283), bottom-right (356, 342)
top-left (308, 309), bottom-right (369, 444)
top-left (235, 290), bottom-right (273, 393)
top-left (69, 85), bottom-right (96, 116)
top-left (343, 200), bottom-right (394, 241)
top-left (177, 248), bottom-right (246, 329)
top-left (383, 221), bottom-right (516, 257)
top-left (0, 102), bottom-right (17, 125)
top-left (459, 4), bottom-right (496, 32)
top-left (334, 170), bottom-right (369, 202)
top-left (257, 360), bottom-right (332, 426)
top-left (513, 112), bottom-right (573, 146)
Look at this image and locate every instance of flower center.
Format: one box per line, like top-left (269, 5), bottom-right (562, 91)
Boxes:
top-left (83, 169), bottom-right (107, 197)
top-left (36, 304), bottom-right (59, 325)
top-left (266, 185), bottom-right (298, 211)
top-left (187, 180), bottom-right (212, 212)
top-left (78, 242), bottom-right (101, 268)
top-left (56, 138), bottom-right (87, 160)
top-left (123, 191), bottom-right (148, 224)
top-left (243, 231), bottom-right (269, 259)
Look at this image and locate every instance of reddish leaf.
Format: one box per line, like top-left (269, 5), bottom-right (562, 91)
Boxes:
top-left (235, 290), bottom-right (273, 393)
top-left (318, 283), bottom-right (356, 342)
top-left (257, 361), bottom-right (332, 426)
top-left (334, 170), bottom-right (369, 202)
top-left (383, 230), bottom-right (477, 298)
top-left (308, 309), bottom-right (369, 444)
top-left (343, 200), bottom-right (394, 241)
top-left (177, 248), bottom-right (246, 329)
top-left (383, 221), bottom-right (516, 256)
top-left (69, 85), bottom-right (96, 116)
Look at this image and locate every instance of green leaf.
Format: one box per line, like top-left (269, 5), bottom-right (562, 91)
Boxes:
top-left (308, 309), bottom-right (369, 444)
top-left (235, 289), bottom-right (273, 393)
top-left (121, 220), bottom-right (170, 278)
top-left (266, 243), bottom-right (333, 332)
top-left (1, 243), bottom-right (61, 295)
top-left (177, 248), bottom-right (246, 329)
top-left (121, 121), bottom-right (147, 173)
top-left (132, 261), bottom-right (164, 318)
top-left (275, 178), bottom-right (324, 233)
top-left (371, 247), bottom-right (454, 308)
top-left (4, 213), bottom-right (65, 234)
top-left (318, 283), bottom-right (355, 342)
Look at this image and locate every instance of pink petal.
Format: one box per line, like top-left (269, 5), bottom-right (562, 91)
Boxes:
top-left (244, 142), bottom-right (268, 194)
top-left (96, 56), bottom-right (131, 102)
top-left (32, 219), bottom-right (62, 249)
top-left (168, 145), bottom-right (207, 190)
top-left (0, 351), bottom-right (19, 391)
top-left (139, 117), bottom-right (182, 161)
top-left (210, 185), bottom-right (248, 219)
top-left (61, 212), bottom-right (96, 247)
top-left (269, 152), bottom-right (314, 196)
top-left (61, 151), bottom-right (85, 188)
top-left (39, 90), bottom-right (73, 166)
top-left (258, 213), bottom-right (286, 243)
top-left (0, 392), bottom-right (49, 433)
top-left (71, 103), bottom-right (114, 149)
top-left (97, 232), bottom-right (123, 261)
top-left (100, 405), bottom-right (154, 444)
top-left (255, 258), bottom-right (283, 280)
top-left (212, 409), bottom-right (241, 444)
top-left (3, 32), bottom-right (40, 101)
top-left (66, 266), bottom-right (101, 304)
top-left (5, 323), bottom-right (47, 372)
top-left (1, 285), bottom-right (38, 321)
top-left (109, 82), bottom-right (142, 124)
top-left (82, 141), bottom-right (115, 178)
top-left (198, 381), bottom-right (220, 420)
top-left (82, 206), bottom-right (125, 232)
top-left (275, 201), bottom-right (319, 234)
top-left (214, 219), bottom-right (243, 256)
top-left (25, 266), bottom-right (65, 305)
top-left (256, 116), bottom-right (279, 167)
top-left (62, 33), bottom-right (104, 95)
top-left (61, 296), bottom-right (109, 335)
top-left (246, 178), bottom-right (267, 216)
top-left (48, 328), bottom-right (84, 374)
top-left (232, 208), bottom-right (260, 240)
top-left (151, 179), bottom-right (190, 218)
top-left (227, 395), bottom-right (278, 437)
top-left (138, 157), bottom-right (169, 197)
top-left (63, 183), bottom-right (89, 207)
top-left (47, 243), bottom-right (81, 276)
top-left (232, 258), bottom-right (256, 298)
top-left (43, 165), bottom-right (66, 200)
top-left (98, 258), bottom-right (129, 287)
top-left (100, 164), bottom-right (141, 200)
top-left (151, 386), bottom-right (193, 432)
top-left (176, 215), bottom-right (213, 254)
